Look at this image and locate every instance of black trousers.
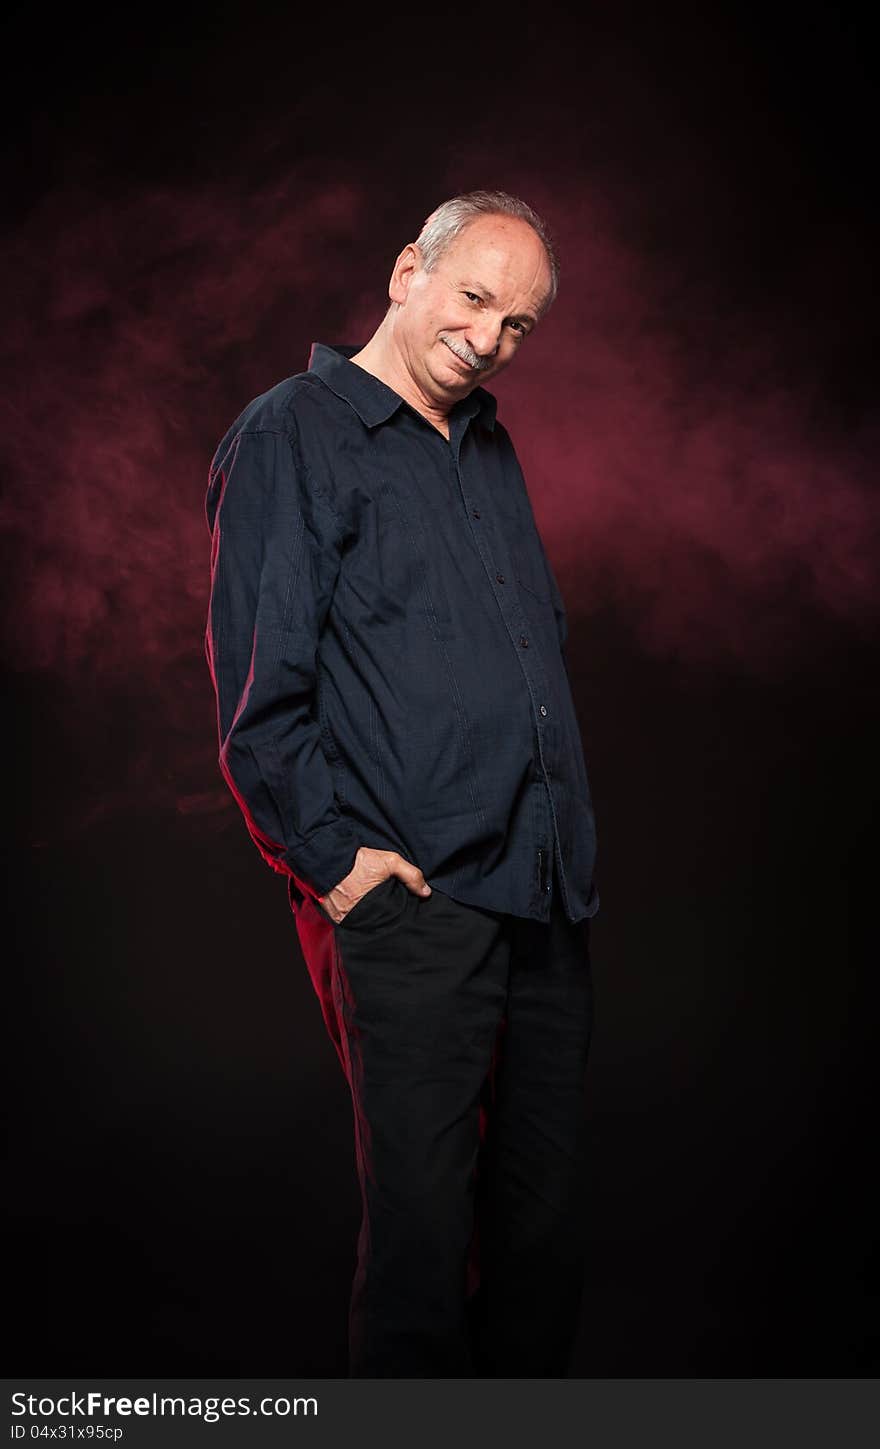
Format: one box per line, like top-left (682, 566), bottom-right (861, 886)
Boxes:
top-left (293, 861), bottom-right (594, 1377)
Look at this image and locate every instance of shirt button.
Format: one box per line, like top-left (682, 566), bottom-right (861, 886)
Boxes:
top-left (472, 509), bottom-right (481, 518)
top-left (540, 705), bottom-right (547, 716)
top-left (496, 572), bottom-right (505, 583)
top-left (519, 635), bottom-right (529, 648)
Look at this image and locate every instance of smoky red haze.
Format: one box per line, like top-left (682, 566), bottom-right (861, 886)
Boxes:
top-left (1, 167), bottom-right (877, 833)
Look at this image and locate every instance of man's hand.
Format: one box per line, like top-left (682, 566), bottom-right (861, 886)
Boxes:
top-left (317, 846), bottom-right (432, 925)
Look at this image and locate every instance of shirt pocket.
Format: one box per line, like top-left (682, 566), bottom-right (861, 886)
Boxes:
top-left (512, 541), bottom-right (553, 603)
top-left (375, 479), bottom-right (453, 627)
top-left (495, 501), bottom-right (553, 605)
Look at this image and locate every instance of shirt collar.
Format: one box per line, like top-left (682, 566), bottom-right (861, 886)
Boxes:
top-left (307, 342), bottom-right (497, 432)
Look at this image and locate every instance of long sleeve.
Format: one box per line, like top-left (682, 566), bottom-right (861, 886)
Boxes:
top-left (204, 425), bottom-right (359, 898)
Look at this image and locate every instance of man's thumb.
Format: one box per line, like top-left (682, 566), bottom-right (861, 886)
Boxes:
top-left (411, 867), bottom-right (431, 896)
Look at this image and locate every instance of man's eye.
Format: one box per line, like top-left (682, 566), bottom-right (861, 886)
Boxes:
top-left (464, 291), bottom-right (482, 303)
top-left (508, 320), bottom-right (526, 335)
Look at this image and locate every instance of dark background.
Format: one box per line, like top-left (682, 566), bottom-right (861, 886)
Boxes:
top-left (4, 2), bottom-right (878, 1374)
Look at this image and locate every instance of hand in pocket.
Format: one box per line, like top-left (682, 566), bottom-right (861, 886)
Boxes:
top-left (317, 846), bottom-right (431, 925)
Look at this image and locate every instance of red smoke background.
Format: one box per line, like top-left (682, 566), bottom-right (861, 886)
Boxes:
top-left (3, 162), bottom-right (876, 832)
top-left (4, 1), bottom-right (878, 1376)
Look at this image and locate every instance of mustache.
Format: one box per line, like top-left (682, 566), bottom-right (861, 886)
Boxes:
top-left (439, 334), bottom-right (495, 372)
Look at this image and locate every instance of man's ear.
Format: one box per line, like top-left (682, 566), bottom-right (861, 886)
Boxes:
top-left (388, 243), bottom-right (421, 306)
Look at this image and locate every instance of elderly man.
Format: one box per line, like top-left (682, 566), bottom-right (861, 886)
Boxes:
top-left (205, 190), bottom-right (599, 1377)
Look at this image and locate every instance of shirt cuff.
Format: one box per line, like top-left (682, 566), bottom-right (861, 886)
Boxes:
top-left (283, 823), bottom-right (360, 901)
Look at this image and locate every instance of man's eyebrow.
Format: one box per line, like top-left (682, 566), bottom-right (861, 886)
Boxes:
top-left (459, 280), bottom-right (538, 328)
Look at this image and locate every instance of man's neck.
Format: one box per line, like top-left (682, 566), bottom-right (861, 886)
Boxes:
top-left (349, 322), bottom-right (453, 440)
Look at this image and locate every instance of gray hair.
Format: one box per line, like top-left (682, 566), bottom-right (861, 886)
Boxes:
top-left (414, 190), bottom-right (559, 313)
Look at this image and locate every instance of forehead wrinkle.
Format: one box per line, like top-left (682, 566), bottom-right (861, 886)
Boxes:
top-left (520, 246), bottom-right (553, 312)
top-left (492, 237), bottom-right (549, 316)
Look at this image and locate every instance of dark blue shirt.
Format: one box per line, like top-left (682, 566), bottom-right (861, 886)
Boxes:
top-left (205, 343), bottom-right (598, 923)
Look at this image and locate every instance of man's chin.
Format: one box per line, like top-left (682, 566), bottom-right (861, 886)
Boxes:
top-left (429, 365), bottom-right (478, 399)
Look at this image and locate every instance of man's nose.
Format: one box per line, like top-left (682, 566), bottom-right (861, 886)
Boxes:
top-left (464, 317), bottom-right (502, 360)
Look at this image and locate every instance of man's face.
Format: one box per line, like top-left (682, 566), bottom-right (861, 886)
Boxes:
top-left (391, 214), bottom-right (553, 405)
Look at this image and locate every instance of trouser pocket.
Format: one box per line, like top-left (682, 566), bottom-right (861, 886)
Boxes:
top-left (336, 874), bottom-right (407, 931)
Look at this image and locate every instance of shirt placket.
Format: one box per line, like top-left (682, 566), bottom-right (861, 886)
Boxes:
top-left (448, 419), bottom-right (563, 920)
